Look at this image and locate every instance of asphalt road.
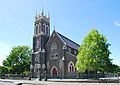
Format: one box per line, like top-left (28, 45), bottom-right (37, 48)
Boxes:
top-left (1, 81), bottom-right (119, 85)
top-left (0, 81), bottom-right (16, 85)
top-left (0, 79), bottom-right (119, 85)
top-left (0, 81), bottom-right (31, 85)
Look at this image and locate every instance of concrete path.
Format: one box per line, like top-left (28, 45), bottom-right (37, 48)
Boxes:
top-left (0, 79), bottom-right (119, 85)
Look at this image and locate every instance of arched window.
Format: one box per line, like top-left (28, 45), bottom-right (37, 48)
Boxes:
top-left (74, 50), bottom-right (77, 55)
top-left (42, 23), bottom-right (46, 33)
top-left (36, 40), bottom-right (39, 49)
top-left (68, 61), bottom-right (75, 72)
top-left (39, 23), bottom-right (42, 33)
top-left (46, 25), bottom-right (49, 35)
top-left (68, 48), bottom-right (71, 53)
top-left (48, 26), bottom-right (50, 35)
top-left (34, 64), bottom-right (38, 72)
top-left (35, 25), bottom-right (39, 34)
top-left (51, 42), bottom-right (58, 51)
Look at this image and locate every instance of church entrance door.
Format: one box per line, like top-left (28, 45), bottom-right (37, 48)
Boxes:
top-left (51, 66), bottom-right (58, 78)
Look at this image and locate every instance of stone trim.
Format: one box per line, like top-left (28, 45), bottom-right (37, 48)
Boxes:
top-left (51, 66), bottom-right (58, 77)
top-left (66, 51), bottom-right (77, 57)
top-left (68, 61), bottom-right (75, 72)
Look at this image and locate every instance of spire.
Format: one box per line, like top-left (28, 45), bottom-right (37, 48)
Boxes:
top-left (53, 26), bottom-right (56, 32)
top-left (35, 10), bottom-right (38, 20)
top-left (41, 6), bottom-right (44, 16)
top-left (47, 11), bottom-right (50, 19)
top-left (45, 12), bottom-right (47, 17)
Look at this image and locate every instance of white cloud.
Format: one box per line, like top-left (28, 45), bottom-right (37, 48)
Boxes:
top-left (114, 21), bottom-right (120, 27)
top-left (0, 42), bottom-right (11, 66)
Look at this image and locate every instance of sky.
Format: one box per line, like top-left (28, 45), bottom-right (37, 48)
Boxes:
top-left (0, 0), bottom-right (120, 66)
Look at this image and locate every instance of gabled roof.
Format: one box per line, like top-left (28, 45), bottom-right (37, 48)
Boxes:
top-left (57, 32), bottom-right (80, 50)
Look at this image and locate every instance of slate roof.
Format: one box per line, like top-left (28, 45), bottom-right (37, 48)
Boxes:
top-left (57, 32), bottom-right (80, 50)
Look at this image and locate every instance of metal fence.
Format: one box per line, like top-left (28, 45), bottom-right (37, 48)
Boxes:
top-left (78, 73), bottom-right (119, 79)
top-left (0, 74), bottom-right (30, 80)
top-left (0, 73), bottom-right (119, 82)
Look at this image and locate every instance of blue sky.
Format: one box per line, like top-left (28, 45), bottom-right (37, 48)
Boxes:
top-left (0, 0), bottom-right (120, 66)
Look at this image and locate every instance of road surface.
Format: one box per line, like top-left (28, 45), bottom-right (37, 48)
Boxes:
top-left (0, 81), bottom-right (16, 85)
top-left (0, 79), bottom-right (119, 85)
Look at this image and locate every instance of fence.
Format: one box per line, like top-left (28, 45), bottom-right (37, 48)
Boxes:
top-left (0, 74), bottom-right (30, 80)
top-left (78, 73), bottom-right (119, 79)
top-left (0, 73), bottom-right (119, 81)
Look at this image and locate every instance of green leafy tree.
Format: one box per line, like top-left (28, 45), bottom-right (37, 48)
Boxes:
top-left (119, 66), bottom-right (120, 74)
top-left (112, 64), bottom-right (120, 73)
top-left (76, 29), bottom-right (113, 73)
top-left (0, 66), bottom-right (9, 74)
top-left (3, 45), bottom-right (32, 74)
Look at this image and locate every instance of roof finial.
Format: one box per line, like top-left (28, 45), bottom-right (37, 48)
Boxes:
top-left (35, 10), bottom-right (38, 19)
top-left (48, 11), bottom-right (50, 19)
top-left (53, 26), bottom-right (56, 31)
top-left (41, 6), bottom-right (44, 16)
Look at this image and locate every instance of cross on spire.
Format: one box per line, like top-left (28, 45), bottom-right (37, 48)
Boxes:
top-left (41, 6), bottom-right (44, 16)
top-left (53, 26), bottom-right (56, 31)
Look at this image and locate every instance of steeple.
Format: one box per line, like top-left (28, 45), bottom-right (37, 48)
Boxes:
top-left (47, 12), bottom-right (50, 19)
top-left (34, 10), bottom-right (50, 36)
top-left (32, 10), bottom-right (50, 78)
top-left (53, 26), bottom-right (56, 32)
top-left (41, 7), bottom-right (44, 16)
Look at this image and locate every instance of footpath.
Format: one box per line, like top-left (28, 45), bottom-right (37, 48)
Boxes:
top-left (0, 79), bottom-right (45, 85)
top-left (0, 78), bottom-right (119, 85)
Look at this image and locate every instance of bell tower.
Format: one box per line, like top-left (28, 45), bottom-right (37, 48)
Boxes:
top-left (31, 10), bottom-right (50, 79)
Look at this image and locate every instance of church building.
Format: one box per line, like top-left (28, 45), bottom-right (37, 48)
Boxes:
top-left (31, 11), bottom-right (80, 79)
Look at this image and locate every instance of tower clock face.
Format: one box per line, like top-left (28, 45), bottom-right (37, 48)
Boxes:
top-left (35, 57), bottom-right (38, 61)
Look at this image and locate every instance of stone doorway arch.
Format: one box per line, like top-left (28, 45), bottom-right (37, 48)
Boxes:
top-left (51, 66), bottom-right (58, 77)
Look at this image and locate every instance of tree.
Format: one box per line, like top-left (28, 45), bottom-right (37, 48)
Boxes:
top-left (3, 45), bottom-right (32, 74)
top-left (0, 66), bottom-right (9, 74)
top-left (112, 64), bottom-right (120, 73)
top-left (76, 29), bottom-right (113, 73)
